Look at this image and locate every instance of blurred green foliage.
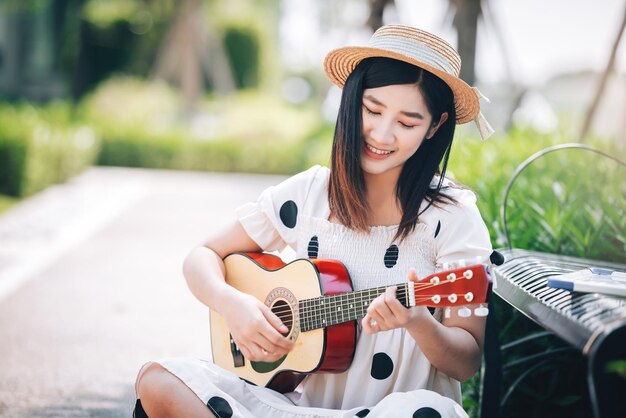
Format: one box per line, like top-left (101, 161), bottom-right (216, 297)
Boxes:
top-left (0, 102), bottom-right (99, 197)
top-left (77, 76), bottom-right (323, 173)
top-left (448, 129), bottom-right (625, 263)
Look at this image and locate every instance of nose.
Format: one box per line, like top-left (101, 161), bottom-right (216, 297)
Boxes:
top-left (369, 118), bottom-right (395, 145)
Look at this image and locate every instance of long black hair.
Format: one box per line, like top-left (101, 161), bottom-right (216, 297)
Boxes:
top-left (328, 57), bottom-right (457, 242)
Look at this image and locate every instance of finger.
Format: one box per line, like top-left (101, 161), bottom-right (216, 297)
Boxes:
top-left (255, 333), bottom-right (291, 356)
top-left (408, 267), bottom-right (419, 282)
top-left (246, 342), bottom-right (282, 362)
top-left (369, 296), bottom-right (395, 327)
top-left (260, 308), bottom-right (295, 351)
top-left (361, 315), bottom-right (377, 335)
top-left (385, 286), bottom-right (408, 318)
top-left (261, 305), bottom-right (290, 334)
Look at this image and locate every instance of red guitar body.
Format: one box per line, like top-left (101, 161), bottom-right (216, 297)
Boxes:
top-left (211, 253), bottom-right (356, 393)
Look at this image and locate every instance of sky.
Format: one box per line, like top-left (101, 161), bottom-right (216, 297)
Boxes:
top-left (281, 0), bottom-right (626, 87)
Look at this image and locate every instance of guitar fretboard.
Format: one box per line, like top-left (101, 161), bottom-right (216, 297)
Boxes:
top-left (298, 284), bottom-right (410, 332)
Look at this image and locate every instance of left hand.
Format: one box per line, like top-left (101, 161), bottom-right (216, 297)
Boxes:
top-left (362, 268), bottom-right (430, 334)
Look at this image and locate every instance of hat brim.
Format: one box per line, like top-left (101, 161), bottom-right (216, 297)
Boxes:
top-left (324, 46), bottom-right (479, 124)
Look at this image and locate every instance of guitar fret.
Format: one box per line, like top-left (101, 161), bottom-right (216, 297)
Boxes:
top-left (300, 283), bottom-right (423, 331)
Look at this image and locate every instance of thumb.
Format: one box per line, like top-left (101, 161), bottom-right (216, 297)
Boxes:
top-left (408, 267), bottom-right (419, 282)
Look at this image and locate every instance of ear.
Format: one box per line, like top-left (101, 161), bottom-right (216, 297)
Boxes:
top-left (426, 112), bottom-right (449, 139)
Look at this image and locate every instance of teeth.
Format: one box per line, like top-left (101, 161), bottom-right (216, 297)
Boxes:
top-left (365, 143), bottom-right (393, 155)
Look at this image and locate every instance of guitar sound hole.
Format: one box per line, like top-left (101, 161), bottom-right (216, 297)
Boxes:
top-left (271, 299), bottom-right (293, 335)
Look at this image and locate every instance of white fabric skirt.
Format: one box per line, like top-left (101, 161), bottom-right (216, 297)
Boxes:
top-left (146, 357), bottom-right (469, 418)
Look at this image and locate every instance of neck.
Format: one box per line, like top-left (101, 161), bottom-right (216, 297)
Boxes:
top-left (364, 168), bottom-right (402, 225)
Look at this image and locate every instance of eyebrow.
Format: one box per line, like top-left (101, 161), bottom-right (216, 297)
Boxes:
top-left (363, 94), bottom-right (425, 120)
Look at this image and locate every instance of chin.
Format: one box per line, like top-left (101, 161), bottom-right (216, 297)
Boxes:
top-left (361, 160), bottom-right (402, 177)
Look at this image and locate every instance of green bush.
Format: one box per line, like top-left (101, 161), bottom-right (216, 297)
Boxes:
top-left (0, 103), bottom-right (100, 197)
top-left (81, 77), bottom-right (323, 174)
top-left (449, 128), bottom-right (624, 262)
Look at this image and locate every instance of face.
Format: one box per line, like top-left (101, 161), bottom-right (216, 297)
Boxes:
top-left (361, 84), bottom-right (444, 179)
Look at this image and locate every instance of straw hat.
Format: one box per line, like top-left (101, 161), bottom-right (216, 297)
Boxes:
top-left (324, 25), bottom-right (493, 138)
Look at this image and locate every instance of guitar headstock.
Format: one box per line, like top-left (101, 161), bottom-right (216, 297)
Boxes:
top-left (411, 263), bottom-right (491, 317)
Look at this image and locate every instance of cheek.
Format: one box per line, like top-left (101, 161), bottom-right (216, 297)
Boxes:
top-left (400, 131), bottom-right (427, 152)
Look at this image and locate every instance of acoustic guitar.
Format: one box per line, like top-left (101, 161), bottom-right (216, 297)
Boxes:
top-left (209, 252), bottom-right (491, 393)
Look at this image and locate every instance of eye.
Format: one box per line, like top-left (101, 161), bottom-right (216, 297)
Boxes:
top-left (363, 105), bottom-right (380, 116)
top-left (399, 121), bottom-right (416, 129)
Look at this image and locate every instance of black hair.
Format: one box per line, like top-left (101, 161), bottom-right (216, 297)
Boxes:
top-left (328, 57), bottom-right (457, 242)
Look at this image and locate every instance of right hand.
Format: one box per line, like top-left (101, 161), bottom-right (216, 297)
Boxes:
top-left (221, 291), bottom-right (295, 363)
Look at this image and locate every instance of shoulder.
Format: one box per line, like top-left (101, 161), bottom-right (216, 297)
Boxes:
top-left (279, 165), bottom-right (329, 190)
top-left (272, 165), bottom-right (329, 205)
top-left (441, 182), bottom-right (479, 210)
top-left (419, 178), bottom-right (485, 236)
top-left (427, 177), bottom-right (480, 217)
top-left (262, 165), bottom-right (329, 219)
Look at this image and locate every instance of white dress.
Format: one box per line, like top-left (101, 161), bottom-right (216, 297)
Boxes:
top-left (152, 165), bottom-right (492, 418)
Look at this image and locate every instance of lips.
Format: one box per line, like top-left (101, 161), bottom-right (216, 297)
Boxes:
top-left (364, 142), bottom-right (393, 156)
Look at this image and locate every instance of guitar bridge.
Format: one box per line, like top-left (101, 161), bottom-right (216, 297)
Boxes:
top-left (230, 334), bottom-right (245, 367)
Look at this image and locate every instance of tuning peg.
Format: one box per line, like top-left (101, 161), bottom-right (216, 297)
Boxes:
top-left (442, 262), bottom-right (450, 271)
top-left (458, 307), bottom-right (472, 317)
top-left (444, 307), bottom-right (451, 318)
top-left (463, 269), bottom-right (473, 279)
top-left (474, 305), bottom-right (489, 317)
top-left (457, 259), bottom-right (466, 267)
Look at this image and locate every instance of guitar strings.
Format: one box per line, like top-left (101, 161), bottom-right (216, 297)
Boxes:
top-left (269, 274), bottom-right (471, 318)
top-left (269, 274), bottom-right (477, 327)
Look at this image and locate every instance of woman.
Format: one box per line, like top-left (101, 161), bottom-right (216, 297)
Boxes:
top-left (135, 25), bottom-right (494, 418)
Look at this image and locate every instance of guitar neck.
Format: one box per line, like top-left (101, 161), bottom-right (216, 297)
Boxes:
top-left (298, 284), bottom-right (411, 332)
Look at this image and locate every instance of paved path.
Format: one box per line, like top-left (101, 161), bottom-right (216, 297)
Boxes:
top-left (0, 167), bottom-right (287, 417)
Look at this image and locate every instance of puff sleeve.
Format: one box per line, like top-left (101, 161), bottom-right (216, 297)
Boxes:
top-left (433, 188), bottom-right (493, 269)
top-left (235, 165), bottom-right (327, 252)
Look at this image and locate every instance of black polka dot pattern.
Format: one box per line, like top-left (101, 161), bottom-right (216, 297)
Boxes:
top-left (279, 200), bottom-right (298, 228)
top-left (413, 407), bottom-right (442, 418)
top-left (356, 408), bottom-right (371, 417)
top-left (384, 245), bottom-right (399, 268)
top-left (133, 399), bottom-right (148, 418)
top-left (370, 352), bottom-right (394, 380)
top-left (207, 396), bottom-right (233, 418)
top-left (434, 220), bottom-right (442, 238)
top-left (308, 236), bottom-right (319, 258)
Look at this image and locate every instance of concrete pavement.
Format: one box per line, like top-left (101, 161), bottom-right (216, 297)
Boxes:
top-left (0, 167), bottom-right (287, 417)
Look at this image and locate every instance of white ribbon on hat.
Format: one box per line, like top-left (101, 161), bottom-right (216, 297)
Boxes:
top-left (370, 34), bottom-right (495, 140)
top-left (369, 36), bottom-right (458, 75)
top-left (473, 87), bottom-right (495, 140)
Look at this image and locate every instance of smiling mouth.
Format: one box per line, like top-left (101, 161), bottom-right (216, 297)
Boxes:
top-left (365, 143), bottom-right (394, 155)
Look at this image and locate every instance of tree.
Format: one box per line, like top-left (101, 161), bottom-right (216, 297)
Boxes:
top-left (450, 0), bottom-right (482, 85)
top-left (580, 4), bottom-right (626, 145)
top-left (152, 0), bottom-right (235, 116)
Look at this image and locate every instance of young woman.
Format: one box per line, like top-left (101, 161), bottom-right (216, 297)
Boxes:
top-left (135, 25), bottom-right (494, 418)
